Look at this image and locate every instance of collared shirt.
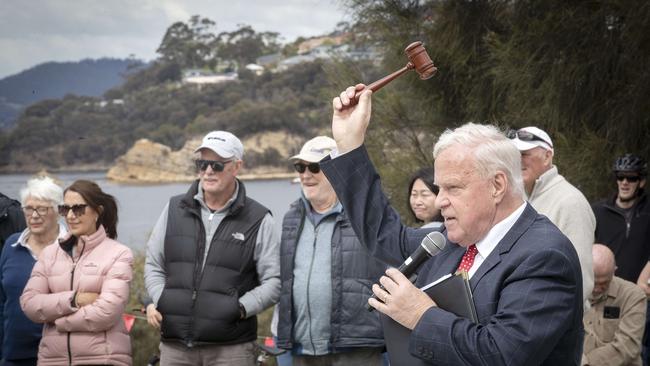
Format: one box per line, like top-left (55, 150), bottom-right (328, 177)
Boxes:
top-left (582, 276), bottom-right (646, 366)
top-left (468, 202), bottom-right (526, 278)
top-left (13, 223), bottom-right (68, 259)
top-left (194, 181), bottom-right (240, 269)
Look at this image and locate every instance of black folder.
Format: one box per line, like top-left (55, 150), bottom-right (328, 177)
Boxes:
top-left (381, 273), bottom-right (477, 365)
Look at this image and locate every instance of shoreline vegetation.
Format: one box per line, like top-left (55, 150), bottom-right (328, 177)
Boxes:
top-left (0, 133), bottom-right (302, 183)
top-left (0, 166), bottom-right (297, 183)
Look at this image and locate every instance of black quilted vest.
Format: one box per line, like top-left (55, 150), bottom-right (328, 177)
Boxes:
top-left (158, 179), bottom-right (268, 347)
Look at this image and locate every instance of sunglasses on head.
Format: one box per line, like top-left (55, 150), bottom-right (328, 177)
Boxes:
top-left (507, 130), bottom-right (548, 144)
top-left (616, 175), bottom-right (641, 183)
top-left (293, 162), bottom-right (320, 174)
top-left (195, 159), bottom-right (232, 172)
top-left (58, 204), bottom-right (88, 217)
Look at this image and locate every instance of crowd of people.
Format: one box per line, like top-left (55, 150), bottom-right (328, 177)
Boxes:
top-left (0, 88), bottom-right (648, 366)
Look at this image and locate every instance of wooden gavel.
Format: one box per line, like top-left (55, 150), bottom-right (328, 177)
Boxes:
top-left (353, 41), bottom-right (437, 103)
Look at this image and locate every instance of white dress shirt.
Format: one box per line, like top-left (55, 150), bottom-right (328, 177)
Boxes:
top-left (468, 202), bottom-right (526, 278)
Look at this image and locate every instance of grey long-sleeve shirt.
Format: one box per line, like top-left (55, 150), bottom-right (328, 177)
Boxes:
top-left (144, 183), bottom-right (280, 318)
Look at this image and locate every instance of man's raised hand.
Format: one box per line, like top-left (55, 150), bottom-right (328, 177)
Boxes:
top-left (331, 84), bottom-right (372, 154)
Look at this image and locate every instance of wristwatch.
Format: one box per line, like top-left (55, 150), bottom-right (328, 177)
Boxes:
top-left (239, 303), bottom-right (246, 319)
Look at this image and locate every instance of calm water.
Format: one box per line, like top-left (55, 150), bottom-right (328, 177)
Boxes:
top-left (0, 172), bottom-right (301, 251)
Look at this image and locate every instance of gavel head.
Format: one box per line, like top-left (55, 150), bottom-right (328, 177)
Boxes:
top-left (404, 41), bottom-right (437, 80)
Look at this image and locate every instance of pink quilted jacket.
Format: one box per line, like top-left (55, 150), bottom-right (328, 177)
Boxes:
top-left (20, 225), bottom-right (133, 366)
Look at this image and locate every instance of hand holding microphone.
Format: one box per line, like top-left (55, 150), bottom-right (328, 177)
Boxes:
top-left (367, 231), bottom-right (446, 311)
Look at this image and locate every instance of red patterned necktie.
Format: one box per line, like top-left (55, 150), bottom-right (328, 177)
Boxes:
top-left (456, 244), bottom-right (478, 273)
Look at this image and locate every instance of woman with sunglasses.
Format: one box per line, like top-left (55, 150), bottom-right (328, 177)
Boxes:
top-left (0, 176), bottom-right (66, 366)
top-left (21, 180), bottom-right (133, 366)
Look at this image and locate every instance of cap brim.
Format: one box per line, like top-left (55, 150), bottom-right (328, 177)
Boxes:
top-left (512, 138), bottom-right (552, 151)
top-left (290, 152), bottom-right (323, 163)
top-left (194, 145), bottom-right (236, 159)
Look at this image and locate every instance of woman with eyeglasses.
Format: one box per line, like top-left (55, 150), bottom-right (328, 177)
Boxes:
top-left (0, 176), bottom-right (66, 366)
top-left (21, 180), bottom-right (133, 366)
top-left (407, 167), bottom-right (443, 228)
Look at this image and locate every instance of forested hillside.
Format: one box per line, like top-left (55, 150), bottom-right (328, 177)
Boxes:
top-left (0, 60), bottom-right (333, 172)
top-left (0, 17), bottom-right (356, 173)
top-left (0, 58), bottom-right (138, 128)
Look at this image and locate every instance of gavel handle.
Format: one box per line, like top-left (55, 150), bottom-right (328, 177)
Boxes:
top-left (353, 62), bottom-right (415, 103)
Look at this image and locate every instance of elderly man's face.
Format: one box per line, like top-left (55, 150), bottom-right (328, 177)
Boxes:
top-left (520, 147), bottom-right (552, 193)
top-left (592, 269), bottom-right (614, 300)
top-left (296, 160), bottom-right (337, 206)
top-left (434, 145), bottom-right (498, 247)
top-left (198, 149), bottom-right (241, 199)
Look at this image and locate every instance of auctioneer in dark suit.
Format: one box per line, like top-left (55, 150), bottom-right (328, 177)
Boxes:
top-left (320, 145), bottom-right (584, 366)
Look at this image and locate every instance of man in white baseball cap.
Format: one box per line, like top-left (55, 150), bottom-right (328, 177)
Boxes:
top-left (276, 136), bottom-right (386, 364)
top-left (145, 130), bottom-right (280, 365)
top-left (509, 126), bottom-right (596, 310)
top-left (194, 130), bottom-right (244, 160)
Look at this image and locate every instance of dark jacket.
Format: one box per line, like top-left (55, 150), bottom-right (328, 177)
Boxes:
top-left (320, 146), bottom-right (583, 366)
top-left (593, 192), bottom-right (650, 282)
top-left (0, 194), bottom-right (25, 250)
top-left (276, 198), bottom-right (386, 351)
top-left (157, 180), bottom-right (268, 347)
top-left (0, 233), bottom-right (42, 361)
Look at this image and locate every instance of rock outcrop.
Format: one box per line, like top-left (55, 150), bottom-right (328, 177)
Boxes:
top-left (107, 131), bottom-right (305, 183)
top-left (107, 138), bottom-right (197, 183)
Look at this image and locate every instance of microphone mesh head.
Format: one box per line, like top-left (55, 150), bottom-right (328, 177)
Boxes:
top-left (421, 231), bottom-right (446, 256)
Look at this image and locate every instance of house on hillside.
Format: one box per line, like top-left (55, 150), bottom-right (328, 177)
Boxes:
top-left (245, 64), bottom-right (264, 76)
top-left (256, 53), bottom-right (283, 68)
top-left (182, 69), bottom-right (238, 85)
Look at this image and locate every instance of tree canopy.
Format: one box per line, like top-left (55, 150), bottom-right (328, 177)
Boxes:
top-left (334, 0), bottom-right (649, 206)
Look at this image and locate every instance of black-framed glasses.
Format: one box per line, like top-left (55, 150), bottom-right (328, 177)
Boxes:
top-left (195, 159), bottom-right (232, 172)
top-left (507, 130), bottom-right (547, 144)
top-left (616, 175), bottom-right (641, 183)
top-left (58, 204), bottom-right (88, 217)
top-left (293, 162), bottom-right (320, 174)
top-left (22, 206), bottom-right (51, 217)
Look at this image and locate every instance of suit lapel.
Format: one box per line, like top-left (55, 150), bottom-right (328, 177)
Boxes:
top-left (470, 204), bottom-right (538, 291)
top-left (437, 243), bottom-right (466, 278)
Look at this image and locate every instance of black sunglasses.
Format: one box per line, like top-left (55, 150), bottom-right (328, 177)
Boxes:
top-left (58, 204), bottom-right (88, 217)
top-left (293, 162), bottom-right (320, 174)
top-left (616, 175), bottom-right (641, 183)
top-left (195, 159), bottom-right (232, 172)
top-left (507, 130), bottom-right (548, 144)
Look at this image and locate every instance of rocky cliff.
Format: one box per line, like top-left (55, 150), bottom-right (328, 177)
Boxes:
top-left (107, 131), bottom-right (305, 183)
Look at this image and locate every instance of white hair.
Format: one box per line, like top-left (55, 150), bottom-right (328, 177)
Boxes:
top-left (19, 176), bottom-right (64, 207)
top-left (433, 123), bottom-right (525, 199)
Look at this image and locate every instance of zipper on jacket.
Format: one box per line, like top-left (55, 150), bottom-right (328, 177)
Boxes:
top-left (187, 208), bottom-right (207, 347)
top-left (306, 226), bottom-right (319, 354)
top-left (67, 241), bottom-right (85, 366)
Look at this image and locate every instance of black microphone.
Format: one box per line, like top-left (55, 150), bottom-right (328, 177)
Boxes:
top-left (367, 231), bottom-right (446, 311)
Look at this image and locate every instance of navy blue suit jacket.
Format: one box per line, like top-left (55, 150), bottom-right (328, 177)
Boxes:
top-left (320, 146), bottom-right (584, 365)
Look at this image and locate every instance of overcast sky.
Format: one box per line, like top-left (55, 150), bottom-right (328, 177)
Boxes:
top-left (0, 0), bottom-right (348, 79)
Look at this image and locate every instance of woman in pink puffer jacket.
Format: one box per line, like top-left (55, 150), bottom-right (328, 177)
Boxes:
top-left (20, 180), bottom-right (133, 366)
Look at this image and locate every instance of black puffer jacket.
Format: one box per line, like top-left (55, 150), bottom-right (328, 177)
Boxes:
top-left (593, 192), bottom-right (650, 282)
top-left (0, 193), bottom-right (26, 249)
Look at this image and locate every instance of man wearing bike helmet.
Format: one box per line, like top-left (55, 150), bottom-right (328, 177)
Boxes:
top-left (593, 153), bottom-right (650, 365)
top-left (593, 154), bottom-right (649, 284)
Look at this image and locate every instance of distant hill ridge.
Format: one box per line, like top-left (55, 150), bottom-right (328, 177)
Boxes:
top-left (0, 58), bottom-right (140, 128)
